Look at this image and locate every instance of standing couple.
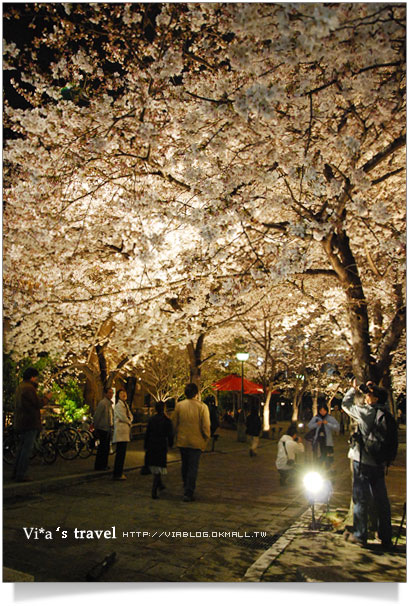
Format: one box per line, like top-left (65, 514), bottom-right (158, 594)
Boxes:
top-left (93, 387), bottom-right (133, 480)
top-left (145, 383), bottom-right (211, 501)
top-left (94, 383), bottom-right (211, 499)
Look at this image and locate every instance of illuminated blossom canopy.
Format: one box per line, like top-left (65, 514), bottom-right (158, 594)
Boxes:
top-left (3, 3), bottom-right (405, 391)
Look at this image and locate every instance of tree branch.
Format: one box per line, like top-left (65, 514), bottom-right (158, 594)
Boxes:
top-left (361, 134), bottom-right (406, 174)
top-left (371, 167), bottom-right (404, 186)
top-left (376, 305), bottom-right (406, 374)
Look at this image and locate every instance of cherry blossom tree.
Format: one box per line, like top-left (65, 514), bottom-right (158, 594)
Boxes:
top-left (136, 346), bottom-right (189, 403)
top-left (225, 276), bottom-right (352, 425)
top-left (3, 3), bottom-right (405, 404)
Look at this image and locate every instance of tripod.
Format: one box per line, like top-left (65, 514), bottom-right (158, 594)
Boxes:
top-left (394, 501), bottom-right (406, 546)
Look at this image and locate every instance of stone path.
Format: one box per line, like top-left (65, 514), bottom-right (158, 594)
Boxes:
top-left (2, 427), bottom-right (406, 583)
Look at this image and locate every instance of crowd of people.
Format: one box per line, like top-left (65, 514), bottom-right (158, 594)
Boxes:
top-left (11, 369), bottom-right (399, 549)
top-left (92, 382), bottom-right (211, 500)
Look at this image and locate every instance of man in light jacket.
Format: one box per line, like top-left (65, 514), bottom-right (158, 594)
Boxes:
top-left (173, 383), bottom-right (210, 502)
top-left (341, 380), bottom-right (393, 549)
top-left (93, 388), bottom-right (114, 471)
top-left (276, 423), bottom-right (305, 486)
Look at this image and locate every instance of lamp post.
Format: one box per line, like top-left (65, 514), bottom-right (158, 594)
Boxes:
top-left (236, 352), bottom-right (249, 442)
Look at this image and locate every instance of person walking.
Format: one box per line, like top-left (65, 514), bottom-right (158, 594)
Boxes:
top-left (341, 380), bottom-right (395, 549)
top-left (144, 401), bottom-right (174, 499)
top-left (246, 403), bottom-right (262, 456)
top-left (112, 389), bottom-right (133, 481)
top-left (13, 367), bottom-right (52, 482)
top-left (276, 423), bottom-right (305, 485)
top-left (93, 387), bottom-right (114, 471)
top-left (205, 395), bottom-right (220, 437)
top-left (307, 404), bottom-right (339, 469)
top-left (173, 383), bottom-right (210, 502)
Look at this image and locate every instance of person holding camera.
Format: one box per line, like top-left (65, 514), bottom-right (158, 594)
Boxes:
top-left (341, 379), bottom-right (393, 549)
top-left (307, 404), bottom-right (339, 469)
top-left (276, 423), bottom-right (305, 486)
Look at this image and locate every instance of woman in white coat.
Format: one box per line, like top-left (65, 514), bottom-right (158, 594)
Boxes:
top-left (112, 389), bottom-right (133, 480)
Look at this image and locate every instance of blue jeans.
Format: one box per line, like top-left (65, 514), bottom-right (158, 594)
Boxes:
top-left (179, 448), bottom-right (202, 497)
top-left (13, 429), bottom-right (38, 481)
top-left (352, 460), bottom-right (392, 545)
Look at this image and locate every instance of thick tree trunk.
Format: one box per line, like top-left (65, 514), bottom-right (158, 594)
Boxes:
top-left (380, 373), bottom-right (396, 418)
top-left (323, 231), bottom-right (372, 382)
top-left (107, 356), bottom-right (130, 389)
top-left (187, 334), bottom-right (204, 388)
top-left (323, 231), bottom-right (405, 388)
top-left (126, 376), bottom-right (137, 409)
top-left (292, 387), bottom-right (303, 421)
top-left (262, 389), bottom-right (272, 432)
top-left (312, 387), bottom-right (319, 417)
top-left (83, 373), bottom-right (104, 411)
top-left (95, 344), bottom-right (108, 389)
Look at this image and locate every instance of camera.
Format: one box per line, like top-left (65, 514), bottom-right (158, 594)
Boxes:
top-left (358, 383), bottom-right (371, 394)
top-left (349, 431), bottom-right (364, 448)
top-left (353, 377), bottom-right (373, 394)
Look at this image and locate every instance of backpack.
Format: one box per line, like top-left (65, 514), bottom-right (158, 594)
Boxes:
top-left (361, 406), bottom-right (398, 466)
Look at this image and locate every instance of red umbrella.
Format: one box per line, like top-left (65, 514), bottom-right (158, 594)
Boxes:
top-left (212, 374), bottom-right (264, 394)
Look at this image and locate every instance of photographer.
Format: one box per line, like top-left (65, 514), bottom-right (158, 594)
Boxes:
top-left (341, 379), bottom-right (393, 549)
top-left (276, 423), bottom-right (304, 486)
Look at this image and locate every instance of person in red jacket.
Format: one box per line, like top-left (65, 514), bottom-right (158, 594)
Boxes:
top-left (13, 367), bottom-right (51, 482)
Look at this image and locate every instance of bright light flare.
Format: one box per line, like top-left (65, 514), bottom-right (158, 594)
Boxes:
top-left (303, 471), bottom-right (332, 503)
top-left (303, 471), bottom-right (324, 494)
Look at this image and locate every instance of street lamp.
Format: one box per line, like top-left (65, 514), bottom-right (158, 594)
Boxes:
top-left (236, 352), bottom-right (249, 442)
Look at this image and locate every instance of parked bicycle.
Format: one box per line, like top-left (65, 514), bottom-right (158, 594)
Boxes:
top-left (31, 432), bottom-right (58, 464)
top-left (46, 422), bottom-right (81, 460)
top-left (3, 427), bottom-right (18, 465)
top-left (76, 428), bottom-right (95, 459)
top-left (3, 427), bottom-right (57, 465)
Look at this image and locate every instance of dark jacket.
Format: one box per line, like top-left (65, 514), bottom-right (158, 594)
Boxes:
top-left (246, 412), bottom-right (262, 437)
top-left (14, 381), bottom-right (43, 431)
top-left (207, 404), bottom-right (220, 436)
top-left (144, 413), bottom-right (174, 468)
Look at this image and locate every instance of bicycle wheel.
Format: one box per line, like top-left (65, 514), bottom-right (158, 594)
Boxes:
top-left (57, 428), bottom-right (80, 460)
top-left (39, 439), bottom-right (58, 464)
top-left (77, 429), bottom-right (94, 459)
top-left (3, 433), bottom-right (17, 465)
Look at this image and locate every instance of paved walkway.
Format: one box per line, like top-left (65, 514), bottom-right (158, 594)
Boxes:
top-left (2, 425), bottom-right (407, 583)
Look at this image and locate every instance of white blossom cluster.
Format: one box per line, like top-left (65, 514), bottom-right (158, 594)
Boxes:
top-left (2, 3), bottom-right (405, 390)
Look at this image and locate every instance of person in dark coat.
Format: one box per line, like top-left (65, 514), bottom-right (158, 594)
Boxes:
top-left (246, 403), bottom-right (262, 457)
top-left (144, 402), bottom-right (174, 499)
top-left (205, 395), bottom-right (220, 436)
top-left (93, 387), bottom-right (114, 471)
top-left (13, 367), bottom-right (52, 482)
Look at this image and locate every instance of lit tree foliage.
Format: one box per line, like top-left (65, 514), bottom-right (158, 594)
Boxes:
top-left (3, 3), bottom-right (405, 398)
